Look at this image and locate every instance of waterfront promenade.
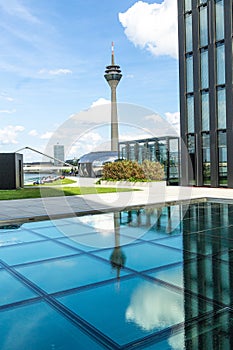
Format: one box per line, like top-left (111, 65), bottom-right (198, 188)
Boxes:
top-left (1, 177), bottom-right (233, 224)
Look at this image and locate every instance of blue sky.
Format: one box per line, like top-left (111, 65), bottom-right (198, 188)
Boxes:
top-left (0, 0), bottom-right (179, 161)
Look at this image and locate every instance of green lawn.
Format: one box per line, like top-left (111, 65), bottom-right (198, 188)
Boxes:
top-left (27, 178), bottom-right (76, 186)
top-left (0, 186), bottom-right (137, 200)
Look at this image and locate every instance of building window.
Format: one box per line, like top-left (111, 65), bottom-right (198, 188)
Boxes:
top-left (199, 0), bottom-right (207, 4)
top-left (187, 94), bottom-right (195, 133)
top-left (202, 133), bottom-right (210, 185)
top-left (200, 49), bottom-right (209, 89)
top-left (185, 13), bottom-right (193, 53)
top-left (138, 143), bottom-right (147, 163)
top-left (217, 87), bottom-right (226, 129)
top-left (168, 139), bottom-right (179, 183)
top-left (232, 38), bottom-right (233, 84)
top-left (218, 131), bottom-right (227, 186)
top-left (187, 134), bottom-right (196, 185)
top-left (119, 144), bottom-right (127, 159)
top-left (129, 144), bottom-right (136, 161)
top-left (216, 42), bottom-right (225, 85)
top-left (215, 0), bottom-right (225, 42)
top-left (185, 0), bottom-right (192, 12)
top-left (148, 142), bottom-right (156, 162)
top-left (157, 140), bottom-right (167, 176)
top-left (186, 54), bottom-right (194, 92)
top-left (201, 91), bottom-right (209, 131)
top-left (199, 5), bottom-right (208, 47)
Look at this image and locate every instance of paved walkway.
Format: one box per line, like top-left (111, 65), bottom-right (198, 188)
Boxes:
top-left (1, 178), bottom-right (233, 224)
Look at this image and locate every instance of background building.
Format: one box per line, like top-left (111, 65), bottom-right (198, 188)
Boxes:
top-left (53, 144), bottom-right (65, 166)
top-left (178, 0), bottom-right (233, 187)
top-left (78, 151), bottom-right (118, 177)
top-left (119, 136), bottom-right (180, 185)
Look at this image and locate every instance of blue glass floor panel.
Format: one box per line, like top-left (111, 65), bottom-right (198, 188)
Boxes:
top-left (1, 201), bottom-right (233, 349)
top-left (0, 240), bottom-right (78, 265)
top-left (0, 301), bottom-right (104, 350)
top-left (57, 276), bottom-right (186, 346)
top-left (0, 270), bottom-right (37, 307)
top-left (16, 255), bottom-right (130, 294)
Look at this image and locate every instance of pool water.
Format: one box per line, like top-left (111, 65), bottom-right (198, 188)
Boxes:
top-left (0, 201), bottom-right (233, 349)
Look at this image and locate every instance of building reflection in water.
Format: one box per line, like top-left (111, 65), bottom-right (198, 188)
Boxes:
top-left (110, 202), bottom-right (233, 348)
top-left (109, 205), bottom-right (182, 282)
top-left (119, 205), bottom-right (182, 235)
top-left (182, 202), bottom-right (233, 349)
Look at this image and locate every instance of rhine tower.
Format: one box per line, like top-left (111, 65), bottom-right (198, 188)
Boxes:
top-left (104, 42), bottom-right (122, 152)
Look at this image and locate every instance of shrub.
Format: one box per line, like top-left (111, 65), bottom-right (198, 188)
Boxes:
top-left (141, 160), bottom-right (164, 181)
top-left (102, 159), bottom-right (164, 182)
top-left (102, 160), bottom-right (146, 181)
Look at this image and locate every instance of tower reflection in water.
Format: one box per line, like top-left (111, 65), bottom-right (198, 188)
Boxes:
top-left (110, 212), bottom-right (126, 282)
top-left (183, 201), bottom-right (233, 349)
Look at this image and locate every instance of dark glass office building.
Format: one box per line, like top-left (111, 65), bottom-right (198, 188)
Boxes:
top-left (178, 0), bottom-right (233, 187)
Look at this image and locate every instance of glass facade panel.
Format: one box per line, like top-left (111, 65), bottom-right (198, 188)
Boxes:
top-left (215, 0), bottom-right (225, 41)
top-left (148, 142), bottom-right (156, 162)
top-left (216, 43), bottom-right (225, 85)
top-left (202, 133), bottom-right (211, 185)
top-left (218, 131), bottom-right (227, 186)
top-left (185, 0), bottom-right (192, 12)
top-left (201, 92), bottom-right (210, 131)
top-left (199, 6), bottom-right (208, 47)
top-left (129, 144), bottom-right (136, 161)
top-left (187, 95), bottom-right (195, 133)
top-left (138, 143), bottom-right (146, 164)
top-left (200, 49), bottom-right (209, 89)
top-left (187, 134), bottom-right (196, 185)
top-left (187, 135), bottom-right (195, 153)
top-left (185, 14), bottom-right (193, 53)
top-left (199, 0), bottom-right (207, 4)
top-left (168, 139), bottom-right (179, 183)
top-left (119, 145), bottom-right (127, 160)
top-left (217, 88), bottom-right (226, 129)
top-left (186, 55), bottom-right (194, 92)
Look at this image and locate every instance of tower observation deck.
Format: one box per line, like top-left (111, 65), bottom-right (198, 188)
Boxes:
top-left (104, 42), bottom-right (122, 152)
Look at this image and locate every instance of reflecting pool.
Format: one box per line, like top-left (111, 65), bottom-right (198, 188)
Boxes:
top-left (1, 201), bottom-right (233, 349)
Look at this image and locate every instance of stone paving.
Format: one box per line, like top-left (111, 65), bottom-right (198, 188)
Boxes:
top-left (1, 177), bottom-right (233, 224)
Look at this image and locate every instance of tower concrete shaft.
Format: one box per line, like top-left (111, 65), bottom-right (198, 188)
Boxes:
top-left (104, 43), bottom-right (122, 152)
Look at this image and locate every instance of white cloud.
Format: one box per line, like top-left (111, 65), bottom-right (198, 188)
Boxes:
top-left (0, 93), bottom-right (14, 102)
top-left (90, 98), bottom-right (110, 108)
top-left (0, 109), bottom-right (16, 114)
top-left (119, 131), bottom-right (152, 142)
top-left (126, 74), bottom-right (134, 79)
top-left (28, 129), bottom-right (38, 136)
top-left (39, 68), bottom-right (72, 76)
top-left (0, 125), bottom-right (24, 144)
top-left (40, 131), bottom-right (54, 139)
top-left (68, 131), bottom-right (104, 158)
top-left (144, 113), bottom-right (178, 136)
top-left (0, 0), bottom-right (40, 24)
top-left (164, 112), bottom-right (180, 134)
top-left (119, 0), bottom-right (178, 59)
top-left (126, 281), bottom-right (184, 350)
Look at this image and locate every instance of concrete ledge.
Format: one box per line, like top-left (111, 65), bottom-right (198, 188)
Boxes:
top-left (97, 180), bottom-right (166, 189)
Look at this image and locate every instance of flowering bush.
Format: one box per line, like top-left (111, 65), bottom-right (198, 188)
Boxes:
top-left (141, 160), bottom-right (164, 181)
top-left (101, 160), bottom-right (164, 182)
top-left (102, 160), bottom-right (146, 181)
